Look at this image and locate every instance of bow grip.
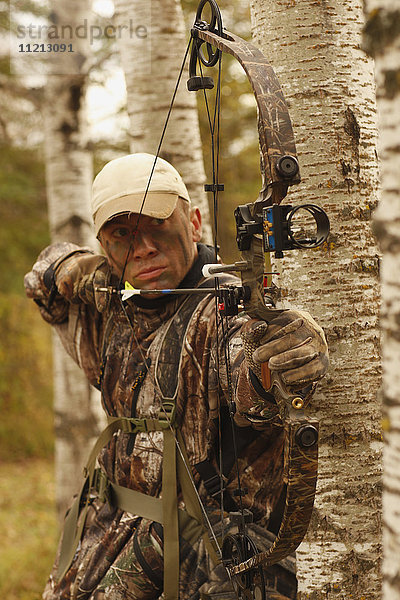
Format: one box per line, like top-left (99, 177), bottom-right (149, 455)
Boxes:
top-left (261, 363), bottom-right (272, 390)
top-left (241, 320), bottom-right (273, 392)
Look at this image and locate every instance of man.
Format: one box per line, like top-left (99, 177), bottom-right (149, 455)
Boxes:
top-left (25, 153), bottom-right (329, 600)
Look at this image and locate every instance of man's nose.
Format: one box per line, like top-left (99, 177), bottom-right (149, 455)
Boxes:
top-left (131, 229), bottom-right (158, 259)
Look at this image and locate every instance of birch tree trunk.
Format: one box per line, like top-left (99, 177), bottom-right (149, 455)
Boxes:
top-left (113, 0), bottom-right (212, 243)
top-left (250, 0), bottom-right (382, 597)
top-left (364, 3), bottom-right (400, 599)
top-left (44, 0), bottom-right (105, 520)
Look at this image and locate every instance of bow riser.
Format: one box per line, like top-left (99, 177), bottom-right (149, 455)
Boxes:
top-left (240, 236), bottom-right (279, 321)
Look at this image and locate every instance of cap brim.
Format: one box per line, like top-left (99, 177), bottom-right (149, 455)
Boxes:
top-left (94, 192), bottom-right (180, 235)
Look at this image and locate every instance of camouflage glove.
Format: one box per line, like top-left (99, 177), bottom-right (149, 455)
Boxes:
top-left (24, 243), bottom-right (82, 323)
top-left (53, 252), bottom-right (112, 313)
top-left (242, 310), bottom-right (329, 392)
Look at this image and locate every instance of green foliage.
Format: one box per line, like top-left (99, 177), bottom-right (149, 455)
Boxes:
top-left (0, 143), bottom-right (53, 461)
top-left (0, 144), bottom-right (49, 295)
top-left (0, 295), bottom-right (54, 460)
top-left (0, 458), bottom-right (58, 599)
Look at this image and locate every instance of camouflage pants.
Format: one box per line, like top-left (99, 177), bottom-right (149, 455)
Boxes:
top-left (43, 500), bottom-right (224, 600)
top-left (43, 500), bottom-right (296, 600)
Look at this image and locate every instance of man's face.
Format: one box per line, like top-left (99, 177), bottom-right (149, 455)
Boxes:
top-left (99, 199), bottom-right (202, 292)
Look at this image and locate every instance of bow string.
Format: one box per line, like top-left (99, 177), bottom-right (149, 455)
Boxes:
top-left (115, 0), bottom-right (329, 594)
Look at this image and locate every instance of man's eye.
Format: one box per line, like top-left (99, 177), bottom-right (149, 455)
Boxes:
top-left (113, 227), bottom-right (130, 238)
top-left (152, 218), bottom-right (165, 226)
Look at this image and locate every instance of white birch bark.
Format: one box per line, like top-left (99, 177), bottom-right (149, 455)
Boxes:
top-left (364, 2), bottom-right (400, 599)
top-left (44, 0), bottom-right (105, 520)
top-left (250, 0), bottom-right (382, 597)
top-left (113, 0), bottom-right (212, 243)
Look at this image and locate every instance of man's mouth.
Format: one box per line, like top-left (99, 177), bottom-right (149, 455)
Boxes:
top-left (136, 266), bottom-right (166, 281)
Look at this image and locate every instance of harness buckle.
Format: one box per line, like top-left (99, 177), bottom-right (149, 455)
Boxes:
top-left (120, 417), bottom-right (147, 434)
top-left (158, 401), bottom-right (176, 428)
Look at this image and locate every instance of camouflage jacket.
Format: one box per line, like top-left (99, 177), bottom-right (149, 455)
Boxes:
top-left (25, 242), bottom-right (288, 598)
top-left (25, 241), bottom-right (285, 519)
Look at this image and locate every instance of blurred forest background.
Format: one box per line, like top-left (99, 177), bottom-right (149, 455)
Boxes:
top-left (0, 0), bottom-right (261, 597)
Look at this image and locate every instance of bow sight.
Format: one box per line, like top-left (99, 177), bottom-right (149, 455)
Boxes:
top-left (235, 203), bottom-right (330, 259)
top-left (203, 202), bottom-right (330, 316)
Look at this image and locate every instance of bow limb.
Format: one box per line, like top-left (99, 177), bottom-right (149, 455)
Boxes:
top-left (228, 417), bottom-right (319, 576)
top-left (190, 19), bottom-right (319, 577)
top-left (191, 27), bottom-right (300, 204)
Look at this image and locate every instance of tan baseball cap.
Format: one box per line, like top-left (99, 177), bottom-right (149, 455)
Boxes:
top-left (92, 153), bottom-right (191, 235)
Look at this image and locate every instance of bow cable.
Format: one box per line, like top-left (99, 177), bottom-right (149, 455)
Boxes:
top-left (198, 42), bottom-right (251, 547)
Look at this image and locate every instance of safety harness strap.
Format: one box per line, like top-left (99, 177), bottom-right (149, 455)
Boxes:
top-left (57, 416), bottom-right (170, 581)
top-left (108, 478), bottom-right (204, 545)
top-left (56, 416), bottom-right (219, 597)
top-left (57, 417), bottom-right (136, 581)
top-left (163, 429), bottom-right (180, 600)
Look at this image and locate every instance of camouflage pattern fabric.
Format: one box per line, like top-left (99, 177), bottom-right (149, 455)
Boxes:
top-left (25, 243), bottom-right (298, 600)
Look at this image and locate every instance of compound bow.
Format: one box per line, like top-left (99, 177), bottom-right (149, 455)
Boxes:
top-left (183, 0), bottom-right (329, 587)
top-left (114, 0), bottom-right (329, 595)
